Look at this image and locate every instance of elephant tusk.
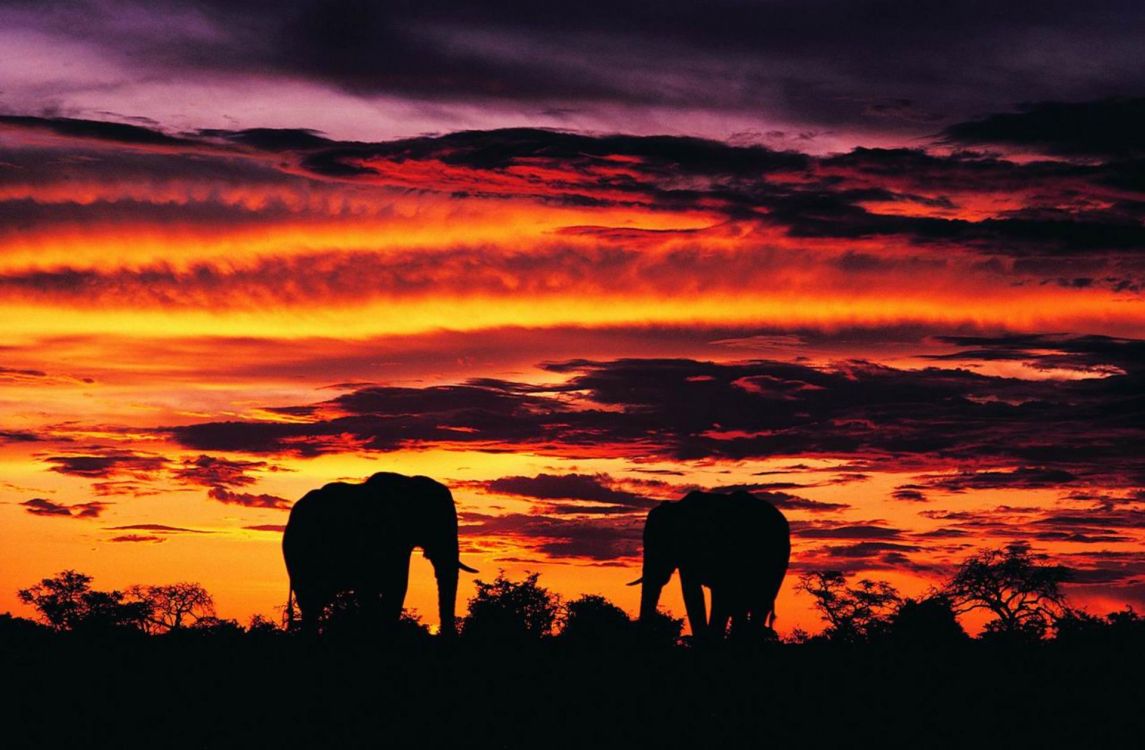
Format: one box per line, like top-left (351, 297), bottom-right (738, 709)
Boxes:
top-left (457, 561), bottom-right (480, 574)
top-left (626, 577), bottom-right (643, 586)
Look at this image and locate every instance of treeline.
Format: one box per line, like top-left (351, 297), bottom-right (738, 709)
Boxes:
top-left (5, 543), bottom-right (1143, 648)
top-left (797, 543), bottom-right (1144, 647)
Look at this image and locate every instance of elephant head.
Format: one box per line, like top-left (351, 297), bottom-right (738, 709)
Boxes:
top-left (373, 473), bottom-right (478, 635)
top-left (635, 501), bottom-right (684, 624)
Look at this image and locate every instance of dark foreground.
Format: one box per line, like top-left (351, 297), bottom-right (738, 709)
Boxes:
top-left (4, 634), bottom-right (1141, 748)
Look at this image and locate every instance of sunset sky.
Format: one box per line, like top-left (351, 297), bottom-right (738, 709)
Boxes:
top-left (1, 0), bottom-right (1143, 634)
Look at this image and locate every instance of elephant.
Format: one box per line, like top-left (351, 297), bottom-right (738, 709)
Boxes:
top-left (282, 472), bottom-right (477, 636)
top-left (632, 490), bottom-right (790, 640)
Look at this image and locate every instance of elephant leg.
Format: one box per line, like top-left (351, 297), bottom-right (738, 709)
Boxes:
top-left (679, 573), bottom-right (709, 641)
top-left (709, 591), bottom-right (731, 639)
top-left (747, 593), bottom-right (777, 636)
top-left (381, 555), bottom-right (411, 628)
top-left (729, 609), bottom-right (752, 640)
top-left (360, 588), bottom-right (383, 633)
top-left (294, 590), bottom-right (322, 636)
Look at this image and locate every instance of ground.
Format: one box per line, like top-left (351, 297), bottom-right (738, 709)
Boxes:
top-left (3, 632), bottom-right (1141, 748)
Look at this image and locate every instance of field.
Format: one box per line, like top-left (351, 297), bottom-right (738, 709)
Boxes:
top-left (4, 629), bottom-right (1141, 749)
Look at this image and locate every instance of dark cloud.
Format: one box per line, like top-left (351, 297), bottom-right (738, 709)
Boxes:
top-left (0, 114), bottom-right (191, 147)
top-left (799, 524), bottom-right (904, 540)
top-left (206, 487), bottom-right (292, 510)
top-left (1, 112), bottom-right (1142, 292)
top-left (108, 535), bottom-right (163, 543)
top-left (0, 366), bottom-right (47, 379)
top-left (43, 451), bottom-right (167, 479)
top-left (460, 511), bottom-right (642, 561)
top-left (944, 97), bottom-right (1145, 158)
top-left (243, 524), bottom-right (286, 533)
top-left (706, 486), bottom-right (849, 513)
top-left (913, 467), bottom-right (1080, 493)
top-left (173, 455), bottom-right (269, 488)
top-left (20, 498), bottom-right (71, 516)
top-left (825, 541), bottom-right (920, 558)
top-left (9, 1), bottom-right (1145, 132)
top-left (105, 523), bottom-right (210, 534)
top-left (0, 430), bottom-right (48, 443)
top-left (168, 337), bottom-right (1145, 504)
top-left (20, 497), bottom-right (106, 518)
top-left (1060, 551), bottom-right (1145, 584)
top-left (484, 472), bottom-right (655, 512)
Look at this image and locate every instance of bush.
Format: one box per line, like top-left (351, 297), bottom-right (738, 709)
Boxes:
top-left (883, 595), bottom-right (968, 646)
top-left (461, 571), bottom-right (562, 643)
top-left (561, 594), bottom-right (634, 644)
top-left (17, 570), bottom-right (150, 635)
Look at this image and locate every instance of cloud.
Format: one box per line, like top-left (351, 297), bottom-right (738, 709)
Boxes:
top-left (800, 524), bottom-right (904, 540)
top-left (173, 455), bottom-right (270, 488)
top-left (483, 473), bottom-right (656, 512)
top-left (206, 487), bottom-right (292, 510)
top-left (167, 338), bottom-right (1145, 508)
top-left (460, 511), bottom-right (642, 561)
top-left (0, 430), bottom-right (49, 444)
top-left (43, 451), bottom-right (167, 479)
top-left (825, 541), bottom-right (920, 558)
top-left (911, 467), bottom-right (1080, 493)
top-left (105, 523), bottom-right (210, 534)
top-left (892, 487), bottom-right (928, 502)
top-left (943, 97), bottom-right (1145, 158)
top-left (6, 0), bottom-right (1145, 137)
top-left (0, 115), bottom-right (191, 148)
top-left (21, 497), bottom-right (107, 518)
top-left (706, 486), bottom-right (849, 513)
top-left (108, 535), bottom-right (164, 543)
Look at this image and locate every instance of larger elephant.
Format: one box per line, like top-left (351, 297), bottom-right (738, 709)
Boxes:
top-left (634, 490), bottom-right (790, 639)
top-left (282, 472), bottom-right (477, 636)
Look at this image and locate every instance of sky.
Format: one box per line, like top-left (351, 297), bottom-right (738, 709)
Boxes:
top-left (1, 0), bottom-right (1143, 634)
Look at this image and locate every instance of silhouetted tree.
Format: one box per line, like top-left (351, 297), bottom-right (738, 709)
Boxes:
top-left (461, 571), bottom-right (562, 642)
top-left (0, 612), bottom-right (49, 642)
top-left (642, 608), bottom-right (686, 647)
top-left (188, 616), bottom-right (245, 638)
top-left (561, 594), bottom-right (633, 644)
top-left (798, 570), bottom-right (901, 642)
top-left (127, 582), bottom-right (215, 633)
top-left (17, 570), bottom-right (150, 634)
top-left (246, 614), bottom-right (282, 635)
top-left (884, 595), bottom-right (968, 646)
top-left (943, 544), bottom-right (1069, 641)
top-left (314, 591), bottom-right (428, 640)
top-left (1054, 607), bottom-right (1145, 646)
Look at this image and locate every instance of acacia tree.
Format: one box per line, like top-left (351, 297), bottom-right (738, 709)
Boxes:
top-left (943, 543), bottom-right (1070, 640)
top-left (798, 570), bottom-right (902, 642)
top-left (18, 570), bottom-right (151, 633)
top-left (126, 583), bottom-right (215, 633)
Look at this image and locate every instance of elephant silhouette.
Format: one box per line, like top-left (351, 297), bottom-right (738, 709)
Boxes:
top-left (631, 490), bottom-right (790, 640)
top-left (282, 472), bottom-right (477, 636)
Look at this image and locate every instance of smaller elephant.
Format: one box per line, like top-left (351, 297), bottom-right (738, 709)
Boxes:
top-left (632, 490), bottom-right (790, 639)
top-left (282, 472), bottom-right (477, 636)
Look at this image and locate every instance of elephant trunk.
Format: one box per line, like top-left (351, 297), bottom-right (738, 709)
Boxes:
top-left (432, 557), bottom-right (460, 636)
top-left (639, 579), bottom-right (665, 624)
